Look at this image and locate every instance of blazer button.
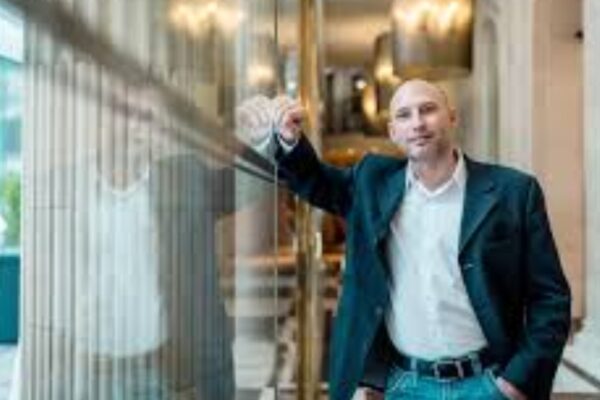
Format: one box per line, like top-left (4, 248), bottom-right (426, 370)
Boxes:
top-left (462, 263), bottom-right (475, 270)
top-left (374, 306), bottom-right (383, 316)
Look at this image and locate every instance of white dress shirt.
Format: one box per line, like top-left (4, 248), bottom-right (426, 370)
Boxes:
top-left (384, 152), bottom-right (488, 361)
top-left (256, 133), bottom-right (488, 360)
top-left (76, 168), bottom-right (166, 356)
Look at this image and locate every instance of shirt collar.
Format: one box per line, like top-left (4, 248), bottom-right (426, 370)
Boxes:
top-left (405, 148), bottom-right (467, 195)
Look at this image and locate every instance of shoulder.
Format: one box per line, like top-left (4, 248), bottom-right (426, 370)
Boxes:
top-left (466, 156), bottom-right (537, 192)
top-left (357, 153), bottom-right (408, 175)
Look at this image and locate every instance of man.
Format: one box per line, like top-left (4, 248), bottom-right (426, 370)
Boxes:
top-left (10, 85), bottom-right (236, 400)
top-left (75, 87), bottom-right (236, 400)
top-left (238, 79), bottom-right (571, 400)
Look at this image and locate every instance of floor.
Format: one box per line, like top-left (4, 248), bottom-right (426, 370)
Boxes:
top-left (553, 364), bottom-right (600, 396)
top-left (1, 341), bottom-right (599, 400)
top-left (0, 345), bottom-right (15, 400)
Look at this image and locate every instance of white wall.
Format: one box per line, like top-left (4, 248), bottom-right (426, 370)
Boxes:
top-left (583, 0), bottom-right (600, 330)
top-left (533, 0), bottom-right (585, 324)
top-left (471, 0), bottom-right (586, 323)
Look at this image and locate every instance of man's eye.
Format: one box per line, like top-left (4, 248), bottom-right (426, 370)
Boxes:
top-left (396, 112), bottom-right (410, 119)
top-left (421, 104), bottom-right (437, 114)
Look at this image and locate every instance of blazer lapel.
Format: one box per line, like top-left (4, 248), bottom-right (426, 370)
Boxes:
top-left (459, 158), bottom-right (498, 254)
top-left (374, 160), bottom-right (407, 247)
top-left (371, 157), bottom-right (498, 254)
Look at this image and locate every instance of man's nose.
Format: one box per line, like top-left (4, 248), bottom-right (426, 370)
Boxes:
top-left (410, 112), bottom-right (425, 130)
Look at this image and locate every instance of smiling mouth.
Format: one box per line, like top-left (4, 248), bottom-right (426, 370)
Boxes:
top-left (410, 134), bottom-right (433, 145)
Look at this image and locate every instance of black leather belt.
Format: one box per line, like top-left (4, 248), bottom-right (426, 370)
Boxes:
top-left (390, 348), bottom-right (495, 380)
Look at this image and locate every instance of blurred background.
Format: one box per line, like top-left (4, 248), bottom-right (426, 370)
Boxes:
top-left (0, 0), bottom-right (598, 399)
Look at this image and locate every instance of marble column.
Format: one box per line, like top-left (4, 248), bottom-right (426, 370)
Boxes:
top-left (557, 0), bottom-right (600, 381)
top-left (471, 0), bottom-right (586, 326)
top-left (583, 0), bottom-right (600, 335)
top-left (531, 0), bottom-right (585, 326)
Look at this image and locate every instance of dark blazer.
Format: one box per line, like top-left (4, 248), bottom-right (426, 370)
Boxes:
top-left (275, 135), bottom-right (571, 400)
top-left (151, 155), bottom-right (235, 399)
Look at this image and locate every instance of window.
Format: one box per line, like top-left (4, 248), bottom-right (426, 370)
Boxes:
top-left (0, 2), bottom-right (23, 252)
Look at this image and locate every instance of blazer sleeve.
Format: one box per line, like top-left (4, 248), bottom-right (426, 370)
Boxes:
top-left (501, 177), bottom-right (572, 398)
top-left (274, 134), bottom-right (358, 217)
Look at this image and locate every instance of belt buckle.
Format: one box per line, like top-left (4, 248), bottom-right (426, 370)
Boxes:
top-left (432, 359), bottom-right (465, 379)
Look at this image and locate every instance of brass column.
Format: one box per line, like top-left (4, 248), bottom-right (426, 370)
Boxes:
top-left (296, 0), bottom-right (324, 399)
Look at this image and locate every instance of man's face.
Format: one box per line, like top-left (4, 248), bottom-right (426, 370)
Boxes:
top-left (388, 80), bottom-right (457, 162)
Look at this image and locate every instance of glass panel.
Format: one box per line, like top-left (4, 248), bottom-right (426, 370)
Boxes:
top-left (0, 2), bottom-right (23, 252)
top-left (4, 0), bottom-right (289, 398)
top-left (0, 56), bottom-right (22, 252)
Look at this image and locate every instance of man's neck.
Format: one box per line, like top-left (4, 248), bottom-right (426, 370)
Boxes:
top-left (410, 149), bottom-right (458, 191)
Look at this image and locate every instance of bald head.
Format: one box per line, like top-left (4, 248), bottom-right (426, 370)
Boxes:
top-left (390, 79), bottom-right (451, 112)
top-left (387, 79), bottom-right (458, 164)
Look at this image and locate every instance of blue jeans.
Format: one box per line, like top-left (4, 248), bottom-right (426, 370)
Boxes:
top-left (384, 365), bottom-right (508, 399)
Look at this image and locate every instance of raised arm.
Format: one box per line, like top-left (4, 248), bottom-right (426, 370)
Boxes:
top-left (237, 95), bottom-right (358, 217)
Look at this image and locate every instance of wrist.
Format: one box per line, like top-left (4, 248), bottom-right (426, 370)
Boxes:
top-left (275, 128), bottom-right (299, 145)
top-left (278, 131), bottom-right (298, 145)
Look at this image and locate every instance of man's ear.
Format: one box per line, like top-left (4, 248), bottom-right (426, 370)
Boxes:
top-left (449, 108), bottom-right (459, 128)
top-left (388, 122), bottom-right (397, 142)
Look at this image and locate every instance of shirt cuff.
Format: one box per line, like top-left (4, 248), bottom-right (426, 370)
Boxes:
top-left (252, 132), bottom-right (298, 158)
top-left (276, 133), bottom-right (298, 153)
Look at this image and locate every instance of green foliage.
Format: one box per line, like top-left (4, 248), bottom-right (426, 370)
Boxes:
top-left (0, 172), bottom-right (21, 247)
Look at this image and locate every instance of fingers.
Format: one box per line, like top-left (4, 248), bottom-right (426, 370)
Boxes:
top-left (235, 95), bottom-right (303, 144)
top-left (281, 106), bottom-right (304, 134)
top-left (272, 96), bottom-right (304, 141)
top-left (285, 105), bottom-right (305, 124)
top-left (236, 95), bottom-right (272, 127)
top-left (272, 96), bottom-right (300, 123)
top-left (236, 95), bottom-right (274, 143)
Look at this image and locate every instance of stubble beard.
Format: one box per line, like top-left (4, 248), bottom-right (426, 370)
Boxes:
top-left (407, 136), bottom-right (453, 167)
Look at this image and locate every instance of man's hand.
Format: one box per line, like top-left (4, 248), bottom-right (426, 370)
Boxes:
top-left (236, 95), bottom-right (305, 149)
top-left (271, 96), bottom-right (304, 144)
top-left (496, 377), bottom-right (527, 400)
top-left (235, 95), bottom-right (274, 145)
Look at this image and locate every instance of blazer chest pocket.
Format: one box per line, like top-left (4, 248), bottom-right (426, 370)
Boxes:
top-left (481, 215), bottom-right (519, 251)
top-left (484, 236), bottom-right (514, 250)
top-left (481, 236), bottom-right (522, 282)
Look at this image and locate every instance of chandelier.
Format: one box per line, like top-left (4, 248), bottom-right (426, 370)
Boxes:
top-left (391, 0), bottom-right (473, 79)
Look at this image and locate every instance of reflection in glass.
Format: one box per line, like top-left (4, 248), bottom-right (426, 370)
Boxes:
top-left (8, 0), bottom-right (287, 398)
top-left (0, 10), bottom-right (23, 251)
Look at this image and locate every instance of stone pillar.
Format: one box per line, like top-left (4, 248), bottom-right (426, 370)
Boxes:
top-left (472, 0), bottom-right (586, 327)
top-left (583, 0), bottom-right (600, 334)
top-left (531, 0), bottom-right (585, 325)
top-left (558, 0), bottom-right (600, 380)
